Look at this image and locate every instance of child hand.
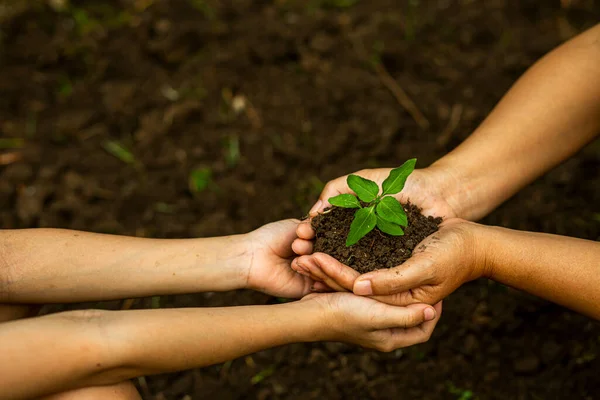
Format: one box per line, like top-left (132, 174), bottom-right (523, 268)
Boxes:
top-left (304, 292), bottom-right (442, 351)
top-left (293, 219), bottom-right (489, 306)
top-left (244, 219), bottom-right (317, 298)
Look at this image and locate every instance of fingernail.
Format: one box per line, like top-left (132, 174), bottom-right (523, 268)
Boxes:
top-left (309, 200), bottom-right (323, 215)
top-left (424, 307), bottom-right (436, 321)
top-left (354, 280), bottom-right (373, 296)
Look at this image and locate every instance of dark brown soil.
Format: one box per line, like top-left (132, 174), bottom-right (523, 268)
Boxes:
top-left (2, 1), bottom-right (600, 399)
top-left (312, 203), bottom-right (442, 273)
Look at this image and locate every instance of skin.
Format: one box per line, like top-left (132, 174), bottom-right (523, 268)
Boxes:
top-left (292, 23), bottom-right (600, 319)
top-left (0, 220), bottom-right (440, 400)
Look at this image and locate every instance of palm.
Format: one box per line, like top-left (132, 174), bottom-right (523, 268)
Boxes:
top-left (247, 220), bottom-right (314, 298)
top-left (355, 169), bottom-right (457, 220)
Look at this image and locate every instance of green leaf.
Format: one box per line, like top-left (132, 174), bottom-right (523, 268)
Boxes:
top-left (376, 196), bottom-right (408, 226)
top-left (189, 167), bottom-right (212, 193)
top-left (251, 365), bottom-right (276, 385)
top-left (347, 174), bottom-right (379, 203)
top-left (346, 206), bottom-right (377, 246)
top-left (102, 140), bottom-right (135, 164)
top-left (328, 194), bottom-right (361, 208)
top-left (382, 158), bottom-right (417, 195)
top-left (376, 215), bottom-right (404, 236)
top-left (0, 138), bottom-right (25, 149)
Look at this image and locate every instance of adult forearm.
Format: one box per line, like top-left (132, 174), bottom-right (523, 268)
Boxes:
top-left (433, 24), bottom-right (600, 220)
top-left (0, 228), bottom-right (249, 303)
top-left (0, 302), bottom-right (324, 399)
top-left (484, 226), bottom-right (600, 319)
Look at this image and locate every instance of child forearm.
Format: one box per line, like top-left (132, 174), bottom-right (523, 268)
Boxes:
top-left (484, 227), bottom-right (600, 319)
top-left (0, 228), bottom-right (249, 303)
top-left (0, 302), bottom-right (324, 399)
top-left (432, 24), bottom-right (600, 220)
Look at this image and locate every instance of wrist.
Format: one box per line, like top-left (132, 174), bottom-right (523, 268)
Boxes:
top-left (187, 234), bottom-right (252, 292)
top-left (426, 158), bottom-right (481, 221)
top-left (227, 233), bottom-right (254, 291)
top-left (469, 223), bottom-right (499, 280)
top-left (278, 298), bottom-right (330, 343)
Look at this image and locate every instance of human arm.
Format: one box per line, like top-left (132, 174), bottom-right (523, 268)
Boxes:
top-left (294, 220), bottom-right (600, 319)
top-left (432, 22), bottom-right (600, 220)
top-left (307, 23), bottom-right (600, 222)
top-left (0, 219), bottom-right (315, 304)
top-left (0, 294), bottom-right (441, 399)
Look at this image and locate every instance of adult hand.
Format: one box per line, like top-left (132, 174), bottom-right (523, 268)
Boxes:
top-left (292, 166), bottom-right (462, 264)
top-left (309, 166), bottom-right (461, 219)
top-left (293, 219), bottom-right (489, 306)
top-left (304, 292), bottom-right (442, 351)
top-left (244, 219), bottom-right (317, 298)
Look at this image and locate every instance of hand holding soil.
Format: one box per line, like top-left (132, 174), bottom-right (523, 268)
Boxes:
top-left (308, 166), bottom-right (461, 221)
top-left (294, 218), bottom-right (487, 306)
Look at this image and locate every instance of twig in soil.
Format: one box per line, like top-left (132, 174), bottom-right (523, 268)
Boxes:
top-left (0, 151), bottom-right (22, 165)
top-left (372, 62), bottom-right (430, 130)
top-left (245, 101), bottom-right (263, 130)
top-left (437, 104), bottom-right (463, 147)
top-left (348, 37), bottom-right (429, 130)
top-left (120, 298), bottom-right (136, 310)
top-left (219, 360), bottom-right (233, 382)
top-left (137, 376), bottom-right (151, 399)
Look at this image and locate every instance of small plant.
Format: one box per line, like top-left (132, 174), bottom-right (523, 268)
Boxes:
top-left (328, 158), bottom-right (416, 246)
top-left (189, 167), bottom-right (212, 194)
top-left (102, 140), bottom-right (135, 164)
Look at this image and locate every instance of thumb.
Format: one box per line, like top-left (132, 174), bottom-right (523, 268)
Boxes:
top-left (353, 255), bottom-right (434, 296)
top-left (373, 302), bottom-right (437, 330)
top-left (309, 176), bottom-right (348, 215)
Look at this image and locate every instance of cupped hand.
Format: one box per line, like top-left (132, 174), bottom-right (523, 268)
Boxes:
top-left (292, 167), bottom-right (461, 267)
top-left (293, 219), bottom-right (489, 306)
top-left (303, 292), bottom-right (442, 351)
top-left (309, 167), bottom-right (460, 219)
top-left (245, 219), bottom-right (317, 298)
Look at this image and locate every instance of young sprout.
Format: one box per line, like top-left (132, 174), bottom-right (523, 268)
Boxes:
top-left (328, 159), bottom-right (416, 246)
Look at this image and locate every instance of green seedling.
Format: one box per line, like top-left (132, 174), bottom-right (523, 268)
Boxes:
top-left (250, 365), bottom-right (276, 385)
top-left (102, 140), bottom-right (135, 164)
top-left (0, 138), bottom-right (25, 149)
top-left (328, 158), bottom-right (416, 246)
top-left (446, 381), bottom-right (474, 400)
top-left (223, 135), bottom-right (240, 167)
top-left (151, 296), bottom-right (161, 309)
top-left (189, 167), bottom-right (212, 194)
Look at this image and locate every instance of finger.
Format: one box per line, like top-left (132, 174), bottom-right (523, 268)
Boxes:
top-left (309, 176), bottom-right (348, 216)
top-left (372, 302), bottom-right (436, 330)
top-left (296, 220), bottom-right (316, 240)
top-left (389, 301), bottom-right (442, 348)
top-left (292, 257), bottom-right (312, 276)
top-left (353, 255), bottom-right (434, 296)
top-left (311, 281), bottom-right (333, 292)
top-left (292, 238), bottom-right (313, 256)
top-left (298, 255), bottom-right (348, 292)
top-left (311, 253), bottom-right (359, 292)
top-left (369, 291), bottom-right (418, 307)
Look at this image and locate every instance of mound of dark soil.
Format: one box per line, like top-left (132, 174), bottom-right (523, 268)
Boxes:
top-left (312, 203), bottom-right (441, 273)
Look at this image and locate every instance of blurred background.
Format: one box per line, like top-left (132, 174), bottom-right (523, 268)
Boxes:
top-left (1, 0), bottom-right (599, 399)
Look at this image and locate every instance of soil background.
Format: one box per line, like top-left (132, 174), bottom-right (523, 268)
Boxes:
top-left (1, 1), bottom-right (600, 399)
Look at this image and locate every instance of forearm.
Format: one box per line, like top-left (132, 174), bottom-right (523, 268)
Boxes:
top-left (433, 24), bottom-right (600, 220)
top-left (483, 226), bottom-right (600, 319)
top-left (0, 228), bottom-right (249, 303)
top-left (0, 302), bottom-right (324, 399)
